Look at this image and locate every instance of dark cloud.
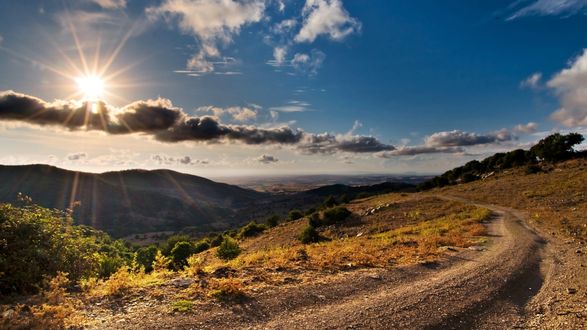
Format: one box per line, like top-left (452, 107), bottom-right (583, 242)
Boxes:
top-left (0, 91), bottom-right (303, 146)
top-left (256, 154), bottom-right (279, 164)
top-left (67, 152), bottom-right (88, 161)
top-left (377, 146), bottom-right (464, 157)
top-left (298, 133), bottom-right (395, 155)
top-left (0, 91), bottom-right (111, 130)
top-left (424, 129), bottom-right (512, 147)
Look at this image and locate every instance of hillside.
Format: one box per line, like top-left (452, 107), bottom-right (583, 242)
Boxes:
top-left (0, 165), bottom-right (266, 237)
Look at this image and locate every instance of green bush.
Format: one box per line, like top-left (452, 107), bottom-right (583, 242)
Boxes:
top-left (238, 221), bottom-right (267, 238)
top-left (525, 164), bottom-right (542, 175)
top-left (299, 225), bottom-right (321, 244)
top-left (193, 240), bottom-right (211, 254)
top-left (0, 198), bottom-right (132, 294)
top-left (288, 209), bottom-right (303, 221)
top-left (135, 246), bottom-right (158, 272)
top-left (209, 234), bottom-right (224, 247)
top-left (171, 241), bottom-right (195, 270)
top-left (322, 207), bottom-right (351, 225)
top-left (216, 236), bottom-right (241, 261)
top-left (266, 215), bottom-right (280, 228)
top-left (323, 195), bottom-right (337, 208)
top-left (161, 234), bottom-right (191, 256)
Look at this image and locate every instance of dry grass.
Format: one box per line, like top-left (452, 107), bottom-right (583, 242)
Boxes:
top-left (437, 159), bottom-right (587, 241)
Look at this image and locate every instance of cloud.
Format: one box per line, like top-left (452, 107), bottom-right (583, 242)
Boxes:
top-left (0, 34), bottom-right (3, 45)
top-left (0, 90), bottom-right (302, 145)
top-left (547, 49), bottom-right (587, 126)
top-left (197, 105), bottom-right (257, 122)
top-left (67, 152), bottom-right (88, 161)
top-left (256, 154), bottom-right (279, 164)
top-left (273, 46), bottom-right (288, 66)
top-left (269, 100), bottom-right (312, 113)
top-left (147, 0), bottom-right (266, 73)
top-left (513, 122), bottom-right (538, 134)
top-left (272, 19), bottom-right (298, 35)
top-left (291, 49), bottom-right (326, 75)
top-left (295, 0), bottom-right (361, 43)
top-left (298, 133), bottom-right (395, 155)
top-left (424, 129), bottom-right (513, 147)
top-left (90, 0), bottom-right (127, 9)
top-left (152, 154), bottom-right (209, 165)
top-left (508, 0), bottom-right (587, 20)
top-left (520, 72), bottom-right (542, 89)
top-left (377, 146), bottom-right (464, 158)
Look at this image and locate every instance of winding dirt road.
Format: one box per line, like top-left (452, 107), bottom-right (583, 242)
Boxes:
top-left (96, 197), bottom-right (558, 329)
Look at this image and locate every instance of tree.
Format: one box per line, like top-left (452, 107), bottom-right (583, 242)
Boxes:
top-left (323, 195), bottom-right (337, 208)
top-left (530, 133), bottom-right (584, 162)
top-left (161, 234), bottom-right (191, 256)
top-left (216, 236), bottom-right (241, 260)
top-left (238, 221), bottom-right (266, 238)
top-left (171, 241), bottom-right (195, 270)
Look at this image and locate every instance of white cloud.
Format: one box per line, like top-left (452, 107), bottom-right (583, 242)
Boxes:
top-left (147, 0), bottom-right (266, 73)
top-left (508, 0), bottom-right (587, 20)
top-left (513, 122), bottom-right (538, 134)
top-left (272, 18), bottom-right (297, 34)
top-left (197, 105), bottom-right (258, 122)
top-left (0, 34), bottom-right (3, 45)
top-left (91, 0), bottom-right (127, 9)
top-left (273, 46), bottom-right (288, 65)
top-left (295, 0), bottom-right (361, 43)
top-left (270, 100), bottom-right (312, 112)
top-left (520, 72), bottom-right (542, 89)
top-left (152, 154), bottom-right (209, 165)
top-left (291, 49), bottom-right (325, 75)
top-left (548, 49), bottom-right (587, 126)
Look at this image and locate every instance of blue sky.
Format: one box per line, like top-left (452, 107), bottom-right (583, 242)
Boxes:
top-left (0, 0), bottom-right (586, 176)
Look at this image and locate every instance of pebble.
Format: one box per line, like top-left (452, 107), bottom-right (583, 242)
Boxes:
top-left (567, 288), bottom-right (578, 294)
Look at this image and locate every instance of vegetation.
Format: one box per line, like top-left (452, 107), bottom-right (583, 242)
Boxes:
top-left (135, 245), bottom-right (158, 272)
top-left (288, 209), bottom-right (304, 221)
top-left (0, 196), bottom-right (132, 294)
top-left (419, 133), bottom-right (585, 189)
top-left (238, 221), bottom-right (267, 238)
top-left (266, 214), bottom-right (280, 228)
top-left (216, 236), bottom-right (241, 260)
top-left (170, 241), bottom-right (195, 270)
top-left (299, 224), bottom-right (322, 244)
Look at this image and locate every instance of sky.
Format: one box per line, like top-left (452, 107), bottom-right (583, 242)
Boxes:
top-left (0, 0), bottom-right (586, 177)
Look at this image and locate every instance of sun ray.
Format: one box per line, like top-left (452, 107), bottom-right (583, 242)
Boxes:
top-left (63, 4), bottom-right (90, 76)
top-left (99, 23), bottom-right (137, 78)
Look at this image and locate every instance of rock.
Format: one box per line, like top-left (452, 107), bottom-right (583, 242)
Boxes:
top-left (212, 266), bottom-right (236, 278)
top-left (167, 278), bottom-right (194, 288)
top-left (576, 250), bottom-right (583, 254)
top-left (356, 232), bottom-right (364, 237)
top-left (368, 274), bottom-right (382, 280)
top-left (567, 288), bottom-right (577, 294)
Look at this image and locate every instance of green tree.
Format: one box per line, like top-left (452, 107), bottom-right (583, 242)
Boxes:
top-left (323, 195), bottom-right (337, 208)
top-left (530, 133), bottom-right (584, 162)
top-left (238, 221), bottom-right (267, 238)
top-left (161, 234), bottom-right (191, 256)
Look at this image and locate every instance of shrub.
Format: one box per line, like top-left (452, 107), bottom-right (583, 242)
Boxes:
top-left (171, 241), bottom-right (195, 270)
top-left (238, 221), bottom-right (267, 238)
top-left (525, 164), bottom-right (542, 175)
top-left (209, 234), bottom-right (224, 247)
top-left (216, 236), bottom-right (241, 261)
top-left (207, 278), bottom-right (247, 301)
top-left (322, 207), bottom-right (351, 225)
top-left (161, 234), bottom-right (191, 256)
top-left (288, 209), bottom-right (304, 221)
top-left (0, 198), bottom-right (132, 294)
top-left (323, 195), bottom-right (337, 208)
top-left (193, 240), bottom-right (211, 254)
top-left (299, 225), bottom-right (321, 244)
top-left (135, 246), bottom-right (158, 272)
top-left (152, 250), bottom-right (171, 272)
top-left (308, 213), bottom-right (321, 227)
top-left (530, 132), bottom-right (584, 162)
top-left (266, 214), bottom-right (280, 228)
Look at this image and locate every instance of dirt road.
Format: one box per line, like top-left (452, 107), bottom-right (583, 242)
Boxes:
top-left (94, 197), bottom-right (571, 329)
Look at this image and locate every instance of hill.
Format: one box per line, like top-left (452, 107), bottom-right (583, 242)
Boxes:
top-left (0, 164), bottom-right (266, 237)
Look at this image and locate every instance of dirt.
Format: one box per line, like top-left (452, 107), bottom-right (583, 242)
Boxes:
top-left (85, 196), bottom-right (585, 329)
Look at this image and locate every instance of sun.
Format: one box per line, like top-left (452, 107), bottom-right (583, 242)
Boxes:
top-left (76, 75), bottom-right (105, 101)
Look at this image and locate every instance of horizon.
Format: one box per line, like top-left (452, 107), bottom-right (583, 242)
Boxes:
top-left (1, 0), bottom-right (587, 177)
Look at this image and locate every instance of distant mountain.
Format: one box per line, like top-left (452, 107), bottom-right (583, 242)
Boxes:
top-left (0, 165), bottom-right (266, 237)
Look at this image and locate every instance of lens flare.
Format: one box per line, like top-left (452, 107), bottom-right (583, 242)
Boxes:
top-left (76, 75), bottom-right (104, 101)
